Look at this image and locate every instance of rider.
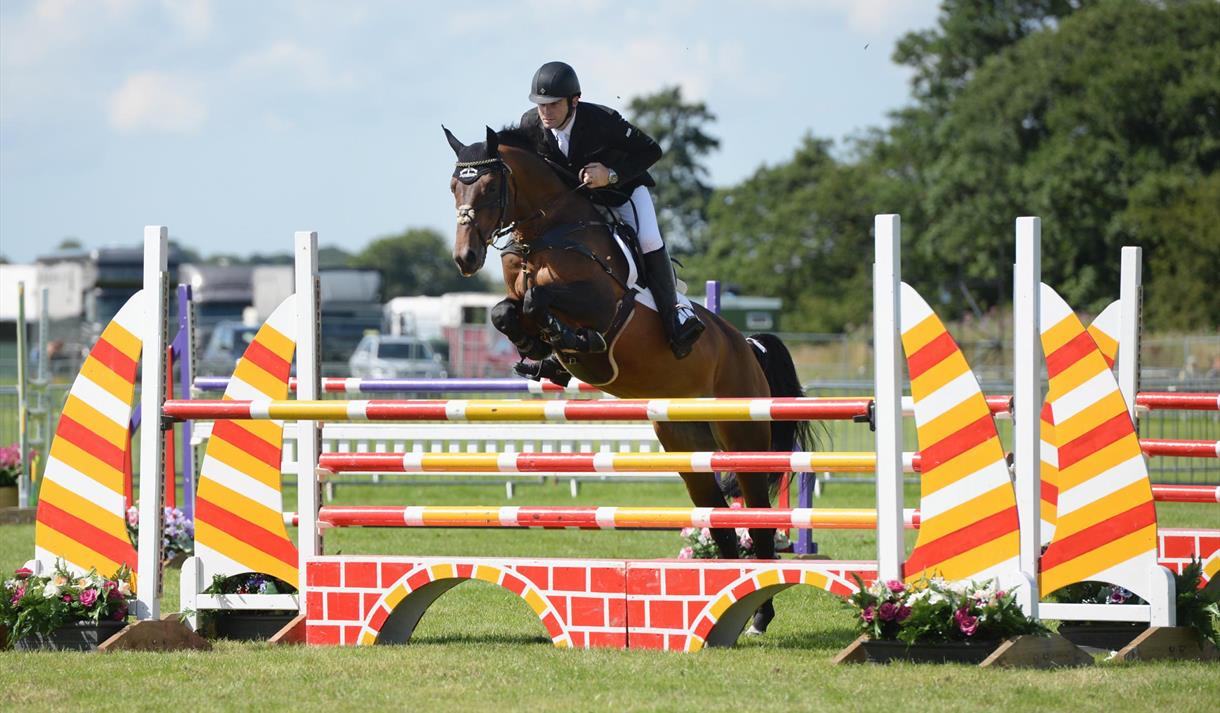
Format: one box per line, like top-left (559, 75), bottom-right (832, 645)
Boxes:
top-left (519, 61), bottom-right (705, 359)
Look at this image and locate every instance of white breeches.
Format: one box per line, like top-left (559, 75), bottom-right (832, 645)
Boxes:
top-left (609, 185), bottom-right (664, 253)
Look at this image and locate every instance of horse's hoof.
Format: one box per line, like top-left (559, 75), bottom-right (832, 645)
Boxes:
top-left (744, 625), bottom-right (765, 637)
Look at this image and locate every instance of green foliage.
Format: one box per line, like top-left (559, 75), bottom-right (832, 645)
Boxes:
top-left (0, 562), bottom-right (134, 642)
top-left (1175, 559), bottom-right (1220, 646)
top-left (847, 575), bottom-right (1046, 644)
top-left (348, 227), bottom-right (482, 298)
top-left (203, 572), bottom-right (296, 596)
top-left (690, 137), bottom-right (877, 332)
top-left (626, 86), bottom-right (720, 253)
top-left (687, 0), bottom-right (1219, 331)
top-left (900, 0), bottom-right (1220, 319)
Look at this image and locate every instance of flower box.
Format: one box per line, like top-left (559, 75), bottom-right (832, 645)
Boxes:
top-left (0, 485), bottom-right (18, 509)
top-left (212, 610), bottom-right (299, 641)
top-left (13, 619), bottom-right (128, 651)
top-left (859, 637), bottom-right (1002, 664)
top-left (1057, 622), bottom-right (1145, 651)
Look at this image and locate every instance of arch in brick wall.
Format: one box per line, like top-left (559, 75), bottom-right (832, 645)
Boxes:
top-left (683, 565), bottom-right (863, 652)
top-left (355, 562), bottom-right (570, 647)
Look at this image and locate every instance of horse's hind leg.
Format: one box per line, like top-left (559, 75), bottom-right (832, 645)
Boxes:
top-left (657, 422), bottom-right (740, 558)
top-left (713, 420), bottom-right (780, 635)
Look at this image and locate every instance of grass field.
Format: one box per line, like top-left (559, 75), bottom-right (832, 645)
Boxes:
top-left (1, 480), bottom-right (1217, 712)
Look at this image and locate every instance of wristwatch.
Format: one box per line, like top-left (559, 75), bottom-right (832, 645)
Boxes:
top-left (607, 168), bottom-right (618, 185)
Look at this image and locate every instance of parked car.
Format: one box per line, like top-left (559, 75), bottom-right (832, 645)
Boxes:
top-left (198, 320), bottom-right (261, 376)
top-left (348, 334), bottom-right (447, 379)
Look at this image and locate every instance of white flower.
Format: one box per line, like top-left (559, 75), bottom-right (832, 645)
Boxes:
top-left (42, 581), bottom-right (60, 598)
top-left (116, 580), bottom-right (132, 596)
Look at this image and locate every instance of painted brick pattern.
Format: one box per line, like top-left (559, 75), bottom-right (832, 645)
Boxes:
top-left (305, 556), bottom-right (627, 648)
top-left (1158, 528), bottom-right (1220, 585)
top-left (624, 559), bottom-right (878, 651)
top-left (305, 556), bottom-right (879, 651)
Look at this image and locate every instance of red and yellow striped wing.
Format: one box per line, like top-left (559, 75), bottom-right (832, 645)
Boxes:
top-left (193, 296), bottom-right (298, 585)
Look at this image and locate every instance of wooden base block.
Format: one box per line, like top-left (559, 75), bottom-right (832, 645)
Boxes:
top-left (980, 634), bottom-right (1093, 669)
top-left (831, 635), bottom-right (869, 664)
top-left (97, 617), bottom-right (211, 652)
top-left (267, 613), bottom-right (307, 645)
top-left (1114, 627), bottom-right (1220, 662)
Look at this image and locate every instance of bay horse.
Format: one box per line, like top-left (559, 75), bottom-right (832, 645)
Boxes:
top-left (443, 125), bottom-right (814, 636)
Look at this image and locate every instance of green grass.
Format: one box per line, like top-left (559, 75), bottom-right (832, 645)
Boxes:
top-left (2, 482), bottom-right (1218, 712)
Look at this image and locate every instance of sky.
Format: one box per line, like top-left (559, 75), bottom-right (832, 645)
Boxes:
top-left (0, 0), bottom-right (940, 265)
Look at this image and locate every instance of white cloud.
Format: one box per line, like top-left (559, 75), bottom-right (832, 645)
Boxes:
top-left (161, 0), bottom-right (211, 40)
top-left (108, 71), bottom-right (207, 133)
top-left (561, 36), bottom-right (747, 102)
top-left (2, 0), bottom-right (137, 67)
top-left (233, 41), bottom-right (356, 92)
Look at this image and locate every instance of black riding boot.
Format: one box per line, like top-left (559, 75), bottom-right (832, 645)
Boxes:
top-left (642, 247), bottom-right (704, 359)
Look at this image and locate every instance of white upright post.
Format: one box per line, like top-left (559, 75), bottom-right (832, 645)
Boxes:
top-left (1117, 247), bottom-right (1142, 422)
top-left (136, 226), bottom-right (169, 620)
top-left (295, 231), bottom-right (321, 604)
top-left (1013, 218), bottom-right (1041, 613)
top-left (873, 215), bottom-right (905, 581)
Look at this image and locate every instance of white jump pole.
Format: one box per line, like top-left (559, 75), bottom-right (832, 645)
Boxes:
top-left (136, 226), bottom-right (169, 620)
top-left (1013, 217), bottom-right (1041, 614)
top-left (873, 214), bottom-right (904, 581)
top-left (1117, 246), bottom-right (1142, 422)
top-left (295, 231), bottom-right (322, 602)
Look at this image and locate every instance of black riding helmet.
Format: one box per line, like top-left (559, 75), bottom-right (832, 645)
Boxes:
top-left (529, 61), bottom-right (581, 104)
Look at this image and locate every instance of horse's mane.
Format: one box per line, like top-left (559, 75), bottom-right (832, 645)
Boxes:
top-left (495, 125), bottom-right (546, 156)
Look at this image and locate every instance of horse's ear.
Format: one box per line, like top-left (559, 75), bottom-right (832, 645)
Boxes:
top-left (443, 125), bottom-right (465, 157)
top-left (485, 126), bottom-right (499, 155)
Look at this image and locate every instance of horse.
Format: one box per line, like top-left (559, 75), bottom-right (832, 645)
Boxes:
top-left (443, 125), bottom-right (814, 635)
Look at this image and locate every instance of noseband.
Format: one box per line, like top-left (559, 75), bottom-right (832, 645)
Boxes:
top-left (454, 157), bottom-right (515, 247)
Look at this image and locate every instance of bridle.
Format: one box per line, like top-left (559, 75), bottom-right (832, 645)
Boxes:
top-left (454, 157), bottom-right (514, 249)
top-left (454, 152), bottom-right (591, 250)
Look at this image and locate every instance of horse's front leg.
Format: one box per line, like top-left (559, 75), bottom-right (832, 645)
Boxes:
top-left (522, 283), bottom-right (609, 354)
top-left (490, 297), bottom-right (550, 360)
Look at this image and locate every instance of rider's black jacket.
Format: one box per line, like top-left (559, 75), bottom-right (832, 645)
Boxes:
top-left (519, 102), bottom-right (661, 207)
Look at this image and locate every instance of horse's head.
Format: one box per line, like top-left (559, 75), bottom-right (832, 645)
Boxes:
top-left (444, 125), bottom-right (510, 276)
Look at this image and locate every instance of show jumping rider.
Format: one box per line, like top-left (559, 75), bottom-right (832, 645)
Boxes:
top-left (519, 61), bottom-right (705, 359)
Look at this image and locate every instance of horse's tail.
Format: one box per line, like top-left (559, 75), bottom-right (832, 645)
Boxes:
top-left (738, 333), bottom-right (819, 500)
top-left (746, 333), bottom-right (814, 452)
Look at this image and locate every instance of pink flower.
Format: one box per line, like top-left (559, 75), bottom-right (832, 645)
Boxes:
top-left (729, 501), bottom-right (743, 509)
top-left (14, 567), bottom-right (32, 579)
top-left (678, 547), bottom-right (693, 559)
top-left (112, 606), bottom-right (128, 621)
top-left (896, 605), bottom-right (912, 622)
top-left (79, 588), bottom-right (99, 607)
top-left (885, 579), bottom-right (905, 594)
top-left (62, 593), bottom-right (74, 603)
top-left (10, 585), bottom-right (24, 604)
top-left (103, 580), bottom-right (117, 591)
top-left (954, 607), bottom-right (978, 636)
top-left (878, 602), bottom-right (898, 621)
top-left (861, 605), bottom-right (875, 623)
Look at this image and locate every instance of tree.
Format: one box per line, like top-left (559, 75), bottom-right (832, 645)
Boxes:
top-left (627, 87), bottom-right (720, 253)
top-left (691, 137), bottom-right (877, 332)
top-left (349, 228), bottom-right (480, 298)
top-left (909, 0), bottom-right (1220, 317)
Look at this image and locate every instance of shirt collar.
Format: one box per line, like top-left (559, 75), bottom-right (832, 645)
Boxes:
top-left (551, 106), bottom-right (576, 140)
